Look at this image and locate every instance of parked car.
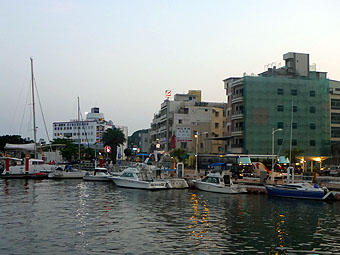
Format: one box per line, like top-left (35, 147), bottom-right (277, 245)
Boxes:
top-left (329, 166), bottom-right (340, 177)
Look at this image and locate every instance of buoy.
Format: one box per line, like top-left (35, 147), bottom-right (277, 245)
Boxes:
top-left (25, 154), bottom-right (30, 174)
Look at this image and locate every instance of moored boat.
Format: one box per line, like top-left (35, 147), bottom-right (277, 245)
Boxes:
top-left (83, 167), bottom-right (111, 181)
top-left (194, 171), bottom-right (247, 194)
top-left (48, 166), bottom-right (86, 179)
top-left (111, 167), bottom-right (168, 190)
top-left (265, 182), bottom-right (330, 200)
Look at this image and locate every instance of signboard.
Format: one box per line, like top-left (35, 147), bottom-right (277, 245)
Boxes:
top-left (176, 127), bottom-right (192, 142)
top-left (165, 90), bottom-right (171, 98)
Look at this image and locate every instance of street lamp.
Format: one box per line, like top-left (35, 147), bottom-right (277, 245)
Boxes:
top-left (271, 128), bottom-right (282, 180)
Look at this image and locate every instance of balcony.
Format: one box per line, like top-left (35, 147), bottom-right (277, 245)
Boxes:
top-left (231, 111), bottom-right (243, 120)
top-left (231, 95), bottom-right (243, 104)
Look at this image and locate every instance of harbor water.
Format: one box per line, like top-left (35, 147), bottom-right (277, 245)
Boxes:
top-left (1, 179), bottom-right (340, 254)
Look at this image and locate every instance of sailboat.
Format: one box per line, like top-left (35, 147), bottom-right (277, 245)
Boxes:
top-left (265, 102), bottom-right (331, 200)
top-left (48, 97), bottom-right (87, 179)
top-left (1, 58), bottom-right (57, 178)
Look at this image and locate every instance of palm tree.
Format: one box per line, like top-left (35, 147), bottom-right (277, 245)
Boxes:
top-left (101, 128), bottom-right (126, 164)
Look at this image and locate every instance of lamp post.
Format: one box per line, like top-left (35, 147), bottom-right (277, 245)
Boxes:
top-left (271, 128), bottom-right (282, 180)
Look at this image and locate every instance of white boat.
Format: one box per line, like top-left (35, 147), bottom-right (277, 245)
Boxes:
top-left (0, 157), bottom-right (56, 179)
top-left (48, 166), bottom-right (86, 179)
top-left (83, 167), bottom-right (111, 181)
top-left (194, 171), bottom-right (247, 194)
top-left (111, 167), bottom-right (168, 190)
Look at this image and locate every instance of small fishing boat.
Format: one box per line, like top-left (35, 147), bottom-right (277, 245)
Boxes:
top-left (265, 182), bottom-right (331, 200)
top-left (48, 166), bottom-right (86, 179)
top-left (111, 167), bottom-right (168, 190)
top-left (83, 167), bottom-right (111, 181)
top-left (194, 171), bottom-right (247, 194)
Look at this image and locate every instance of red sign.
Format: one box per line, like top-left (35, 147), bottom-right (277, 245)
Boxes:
top-left (165, 90), bottom-right (171, 98)
top-left (137, 148), bottom-right (141, 153)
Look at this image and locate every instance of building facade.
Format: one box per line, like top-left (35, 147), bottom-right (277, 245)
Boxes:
top-left (150, 91), bottom-right (226, 154)
top-left (223, 52), bottom-right (331, 158)
top-left (52, 107), bottom-right (128, 159)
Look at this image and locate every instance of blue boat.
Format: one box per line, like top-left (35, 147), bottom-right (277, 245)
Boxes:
top-left (266, 182), bottom-right (330, 200)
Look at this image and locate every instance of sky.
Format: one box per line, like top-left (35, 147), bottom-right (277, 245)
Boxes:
top-left (1, 0), bottom-right (340, 141)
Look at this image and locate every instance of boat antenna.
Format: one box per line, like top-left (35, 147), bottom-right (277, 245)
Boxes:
top-left (30, 57), bottom-right (37, 158)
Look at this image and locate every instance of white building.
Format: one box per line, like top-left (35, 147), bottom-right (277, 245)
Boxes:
top-left (52, 107), bottom-right (128, 159)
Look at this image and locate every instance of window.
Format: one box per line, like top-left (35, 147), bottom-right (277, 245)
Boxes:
top-left (293, 106), bottom-right (297, 112)
top-left (215, 123), bottom-right (219, 129)
top-left (200, 143), bottom-right (203, 149)
top-left (278, 88), bottom-right (284, 95)
top-left (310, 91), bottom-right (315, 97)
top-left (310, 140), bottom-right (316, 146)
top-left (277, 105), bottom-right (284, 112)
top-left (331, 99), bottom-right (340, 110)
top-left (292, 139), bottom-right (297, 146)
top-left (292, 123), bottom-right (297, 129)
top-left (178, 119), bottom-right (182, 124)
top-left (291, 89), bottom-right (297, 96)
top-left (332, 127), bottom-right (340, 138)
top-left (278, 139), bottom-right (283, 145)
top-left (331, 113), bottom-right (340, 124)
top-left (215, 111), bottom-right (219, 117)
top-left (278, 122), bottom-right (284, 129)
top-left (310, 123), bottom-right (316, 130)
top-left (310, 107), bottom-right (316, 113)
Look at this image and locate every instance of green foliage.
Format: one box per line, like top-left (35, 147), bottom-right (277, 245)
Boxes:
top-left (170, 149), bottom-right (187, 162)
top-left (101, 128), bottom-right (126, 164)
top-left (51, 138), bottom-right (79, 162)
top-left (124, 148), bottom-right (133, 157)
top-left (285, 147), bottom-right (304, 164)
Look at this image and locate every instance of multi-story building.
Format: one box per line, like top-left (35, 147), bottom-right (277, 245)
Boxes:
top-left (329, 80), bottom-right (340, 164)
top-left (128, 129), bottom-right (151, 153)
top-left (52, 107), bottom-right (128, 159)
top-left (223, 52), bottom-right (331, 160)
top-left (150, 91), bottom-right (226, 154)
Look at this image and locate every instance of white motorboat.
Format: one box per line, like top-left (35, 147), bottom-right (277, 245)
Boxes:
top-left (83, 167), bottom-right (111, 181)
top-left (48, 166), bottom-right (86, 179)
top-left (111, 167), bottom-right (168, 190)
top-left (194, 171), bottom-right (247, 194)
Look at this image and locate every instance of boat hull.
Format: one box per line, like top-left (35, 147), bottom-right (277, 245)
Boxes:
top-left (48, 171), bottom-right (86, 179)
top-left (83, 175), bottom-right (111, 181)
top-left (266, 185), bottom-right (325, 200)
top-left (195, 181), bottom-right (247, 194)
top-left (111, 177), bottom-right (168, 190)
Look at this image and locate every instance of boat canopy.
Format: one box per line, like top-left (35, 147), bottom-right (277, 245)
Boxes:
top-left (277, 156), bottom-right (290, 164)
top-left (5, 143), bottom-right (35, 151)
top-left (237, 156), bottom-right (251, 165)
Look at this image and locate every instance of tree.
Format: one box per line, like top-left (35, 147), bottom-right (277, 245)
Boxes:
top-left (124, 148), bottom-right (133, 157)
top-left (285, 148), bottom-right (304, 164)
top-left (101, 128), bottom-right (126, 164)
top-left (51, 138), bottom-right (79, 162)
top-left (170, 148), bottom-right (187, 162)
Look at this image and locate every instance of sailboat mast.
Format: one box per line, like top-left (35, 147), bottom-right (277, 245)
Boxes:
top-left (30, 57), bottom-right (37, 157)
top-left (77, 97), bottom-right (80, 161)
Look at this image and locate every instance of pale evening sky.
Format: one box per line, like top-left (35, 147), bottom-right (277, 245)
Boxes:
top-left (1, 0), bottom-right (340, 141)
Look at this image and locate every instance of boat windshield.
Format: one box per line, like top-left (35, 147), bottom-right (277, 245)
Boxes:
top-left (202, 177), bottom-right (220, 184)
top-left (121, 172), bottom-right (134, 178)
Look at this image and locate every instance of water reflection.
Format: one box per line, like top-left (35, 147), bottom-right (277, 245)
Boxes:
top-left (1, 180), bottom-right (340, 254)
